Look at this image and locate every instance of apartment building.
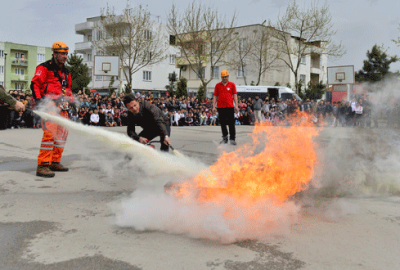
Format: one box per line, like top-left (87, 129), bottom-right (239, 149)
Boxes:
top-left (0, 42), bottom-right (52, 91)
top-left (175, 24), bottom-right (328, 97)
top-left (75, 16), bottom-right (180, 96)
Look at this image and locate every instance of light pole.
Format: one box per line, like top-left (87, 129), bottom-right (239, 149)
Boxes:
top-left (4, 52), bottom-right (7, 90)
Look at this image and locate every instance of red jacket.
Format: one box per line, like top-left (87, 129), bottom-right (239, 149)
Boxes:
top-left (30, 58), bottom-right (73, 102)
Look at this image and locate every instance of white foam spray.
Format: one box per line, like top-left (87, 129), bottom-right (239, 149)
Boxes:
top-left (35, 110), bottom-right (303, 242)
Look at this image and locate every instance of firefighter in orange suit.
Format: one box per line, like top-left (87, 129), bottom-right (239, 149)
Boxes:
top-left (31, 42), bottom-right (74, 178)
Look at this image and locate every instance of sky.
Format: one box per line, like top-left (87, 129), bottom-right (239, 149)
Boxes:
top-left (2, 0), bottom-right (400, 72)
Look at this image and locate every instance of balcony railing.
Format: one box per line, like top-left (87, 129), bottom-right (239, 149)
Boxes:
top-left (11, 59), bottom-right (28, 66)
top-left (176, 56), bottom-right (207, 67)
top-left (75, 21), bottom-right (94, 35)
top-left (11, 74), bottom-right (28, 81)
top-left (75, 41), bottom-right (93, 51)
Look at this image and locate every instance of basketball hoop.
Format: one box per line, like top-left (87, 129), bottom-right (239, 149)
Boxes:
top-left (102, 63), bottom-right (111, 74)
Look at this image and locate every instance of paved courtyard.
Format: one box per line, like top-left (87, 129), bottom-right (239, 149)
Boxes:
top-left (0, 124), bottom-right (400, 270)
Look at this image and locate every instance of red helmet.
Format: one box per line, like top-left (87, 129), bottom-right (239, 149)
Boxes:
top-left (52, 42), bottom-right (69, 53)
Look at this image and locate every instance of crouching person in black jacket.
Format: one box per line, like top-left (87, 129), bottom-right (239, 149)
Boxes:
top-left (123, 94), bottom-right (171, 152)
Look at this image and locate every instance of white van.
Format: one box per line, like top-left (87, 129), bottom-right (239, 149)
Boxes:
top-left (235, 85), bottom-right (302, 101)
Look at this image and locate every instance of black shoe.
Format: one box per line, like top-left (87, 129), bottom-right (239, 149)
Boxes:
top-left (230, 140), bottom-right (237, 145)
top-left (220, 137), bottom-right (228, 144)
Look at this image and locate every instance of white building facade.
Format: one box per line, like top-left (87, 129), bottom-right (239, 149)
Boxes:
top-left (175, 24), bottom-right (328, 97)
top-left (75, 17), bottom-right (180, 97)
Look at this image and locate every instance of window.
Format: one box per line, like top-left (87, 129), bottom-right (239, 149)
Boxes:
top-left (300, 74), bottom-right (306, 83)
top-left (202, 67), bottom-right (206, 78)
top-left (198, 44), bottom-right (205, 54)
top-left (0, 50), bottom-right (4, 58)
top-left (212, 66), bottom-right (219, 78)
top-left (238, 38), bottom-right (247, 51)
top-left (21, 69), bottom-right (25, 75)
top-left (238, 66), bottom-right (246, 77)
top-left (146, 52), bottom-right (152, 61)
top-left (211, 43), bottom-right (219, 54)
top-left (144, 30), bottom-right (152, 40)
top-left (87, 54), bottom-right (92, 61)
top-left (169, 54), bottom-right (176, 64)
top-left (96, 30), bottom-right (103, 40)
top-left (0, 66), bottom-right (3, 74)
top-left (15, 52), bottom-right (21, 59)
top-left (96, 76), bottom-right (102, 81)
top-left (37, 54), bottom-right (45, 62)
top-left (15, 68), bottom-right (20, 75)
top-left (143, 71), bottom-right (152, 81)
top-left (300, 54), bottom-right (306, 64)
top-left (0, 81), bottom-right (3, 86)
top-left (15, 83), bottom-right (24, 90)
top-left (197, 67), bottom-right (206, 79)
top-left (87, 35), bottom-right (92, 42)
top-left (87, 72), bottom-right (92, 79)
top-left (169, 35), bottom-right (176, 45)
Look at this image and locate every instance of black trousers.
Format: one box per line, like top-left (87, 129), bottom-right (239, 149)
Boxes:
top-left (139, 125), bottom-right (171, 151)
top-left (217, 107), bottom-right (235, 140)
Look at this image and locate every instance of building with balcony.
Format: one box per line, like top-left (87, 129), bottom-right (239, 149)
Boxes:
top-left (0, 42), bottom-right (52, 91)
top-left (174, 24), bottom-right (328, 97)
top-left (75, 16), bottom-right (180, 96)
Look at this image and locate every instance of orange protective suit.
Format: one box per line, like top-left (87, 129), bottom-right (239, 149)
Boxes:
top-left (38, 110), bottom-right (69, 165)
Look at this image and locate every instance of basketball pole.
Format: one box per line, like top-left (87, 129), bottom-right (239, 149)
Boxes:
top-left (119, 66), bottom-right (123, 95)
top-left (347, 84), bottom-right (351, 102)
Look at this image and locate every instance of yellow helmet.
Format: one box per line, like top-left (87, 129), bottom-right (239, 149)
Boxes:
top-left (221, 70), bottom-right (229, 77)
top-left (52, 42), bottom-right (69, 53)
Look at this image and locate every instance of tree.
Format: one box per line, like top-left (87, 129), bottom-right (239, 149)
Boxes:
top-left (197, 84), bottom-right (205, 101)
top-left (167, 1), bottom-right (237, 96)
top-left (273, 1), bottom-right (345, 94)
top-left (165, 71), bottom-right (177, 96)
top-left (299, 81), bottom-right (326, 100)
top-left (66, 52), bottom-right (91, 94)
top-left (228, 25), bottom-right (281, 85)
top-left (355, 44), bottom-right (398, 83)
top-left (93, 2), bottom-right (167, 93)
top-left (176, 76), bottom-right (188, 98)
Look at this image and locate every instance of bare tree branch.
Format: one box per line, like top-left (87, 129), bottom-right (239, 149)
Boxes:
top-left (273, 1), bottom-right (346, 93)
top-left (93, 2), bottom-right (167, 93)
top-left (167, 1), bottom-right (237, 95)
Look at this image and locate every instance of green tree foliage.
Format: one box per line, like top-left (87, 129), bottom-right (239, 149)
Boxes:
top-left (176, 76), bottom-right (188, 98)
top-left (66, 52), bottom-right (91, 94)
top-left (165, 72), bottom-right (178, 96)
top-left (109, 76), bottom-right (115, 90)
top-left (274, 82), bottom-right (281, 86)
top-left (355, 44), bottom-right (398, 83)
top-left (197, 84), bottom-right (205, 101)
top-left (298, 81), bottom-right (326, 100)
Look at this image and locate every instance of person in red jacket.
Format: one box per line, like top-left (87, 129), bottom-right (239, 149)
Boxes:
top-left (212, 70), bottom-right (239, 145)
top-left (31, 41), bottom-right (74, 178)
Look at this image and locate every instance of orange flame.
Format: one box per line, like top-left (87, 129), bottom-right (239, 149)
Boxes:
top-left (168, 112), bottom-right (320, 207)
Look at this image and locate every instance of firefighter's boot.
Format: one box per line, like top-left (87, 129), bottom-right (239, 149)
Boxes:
top-left (49, 162), bottom-right (69, 172)
top-left (36, 165), bottom-right (55, 178)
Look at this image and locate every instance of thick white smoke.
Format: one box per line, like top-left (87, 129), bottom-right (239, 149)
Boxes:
top-left (35, 78), bottom-right (400, 243)
top-left (113, 189), bottom-right (300, 243)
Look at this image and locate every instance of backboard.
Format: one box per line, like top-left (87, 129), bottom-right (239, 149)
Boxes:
top-left (327, 65), bottom-right (355, 85)
top-left (94, 56), bottom-right (119, 76)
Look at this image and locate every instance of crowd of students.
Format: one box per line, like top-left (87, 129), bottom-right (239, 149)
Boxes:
top-left (0, 89), bottom-right (384, 130)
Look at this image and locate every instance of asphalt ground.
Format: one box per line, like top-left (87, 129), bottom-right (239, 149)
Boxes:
top-left (1, 124), bottom-right (400, 270)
